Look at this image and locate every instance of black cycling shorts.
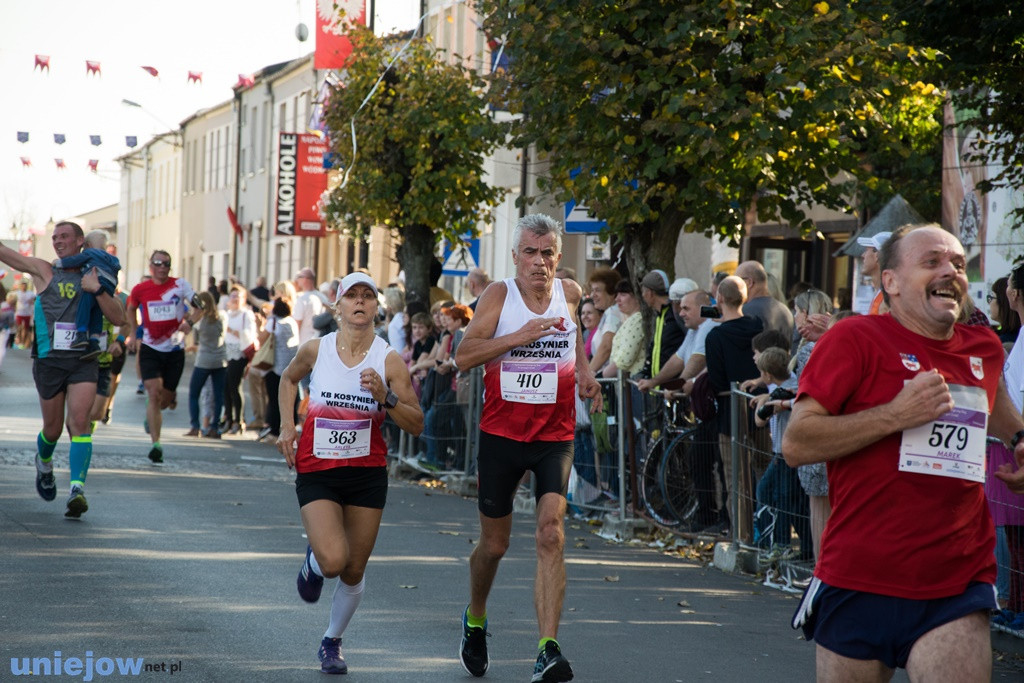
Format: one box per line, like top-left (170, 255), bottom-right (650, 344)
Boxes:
top-left (295, 466), bottom-right (388, 510)
top-left (138, 345), bottom-right (185, 392)
top-left (477, 431), bottom-right (573, 518)
top-left (33, 356), bottom-right (98, 401)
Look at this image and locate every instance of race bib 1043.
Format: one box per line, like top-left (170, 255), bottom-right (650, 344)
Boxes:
top-left (147, 300), bottom-right (177, 323)
top-left (899, 384), bottom-right (988, 483)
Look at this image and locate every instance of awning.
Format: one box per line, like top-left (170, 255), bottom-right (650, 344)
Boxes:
top-left (833, 194), bottom-right (925, 257)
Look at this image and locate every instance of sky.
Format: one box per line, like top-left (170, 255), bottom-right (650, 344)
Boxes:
top-left (0, 0), bottom-right (420, 238)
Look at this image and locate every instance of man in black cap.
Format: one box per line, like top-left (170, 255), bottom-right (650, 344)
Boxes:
top-left (639, 269), bottom-right (685, 380)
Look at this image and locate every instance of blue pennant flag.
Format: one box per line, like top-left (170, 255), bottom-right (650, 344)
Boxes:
top-left (89, 135), bottom-right (102, 146)
top-left (125, 135), bottom-right (137, 148)
top-left (17, 131), bottom-right (28, 143)
top-left (53, 133), bottom-right (66, 145)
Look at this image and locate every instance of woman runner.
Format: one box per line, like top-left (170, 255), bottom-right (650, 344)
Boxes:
top-left (277, 272), bottom-right (423, 675)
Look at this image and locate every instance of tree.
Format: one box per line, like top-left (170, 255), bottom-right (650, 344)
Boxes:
top-left (322, 28), bottom-right (505, 305)
top-left (478, 0), bottom-right (943, 281)
top-left (885, 0), bottom-right (1024, 196)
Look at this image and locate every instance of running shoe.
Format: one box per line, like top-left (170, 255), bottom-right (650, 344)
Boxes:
top-left (257, 426), bottom-right (273, 442)
top-left (147, 446), bottom-right (164, 464)
top-left (459, 608), bottom-right (489, 677)
top-left (318, 637), bottom-right (347, 675)
top-left (531, 641), bottom-right (573, 682)
top-left (101, 408), bottom-right (111, 424)
top-left (35, 454), bottom-right (56, 502)
top-left (64, 485), bottom-right (88, 519)
top-left (297, 545), bottom-right (324, 603)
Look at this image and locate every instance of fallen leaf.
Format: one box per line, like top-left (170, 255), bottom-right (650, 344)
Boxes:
top-left (604, 575), bottom-right (620, 582)
top-left (678, 600), bottom-right (691, 607)
top-left (399, 585), bottom-right (417, 589)
top-left (439, 530), bottom-right (460, 536)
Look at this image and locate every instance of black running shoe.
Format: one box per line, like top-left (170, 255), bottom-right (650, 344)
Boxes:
top-left (459, 608), bottom-right (489, 677)
top-left (531, 641), bottom-right (573, 682)
top-left (64, 485), bottom-right (88, 519)
top-left (35, 455), bottom-right (56, 501)
top-left (147, 446), bottom-right (164, 464)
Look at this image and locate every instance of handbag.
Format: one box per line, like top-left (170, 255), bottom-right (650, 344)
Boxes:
top-left (243, 340), bottom-right (258, 362)
top-left (251, 333), bottom-right (275, 371)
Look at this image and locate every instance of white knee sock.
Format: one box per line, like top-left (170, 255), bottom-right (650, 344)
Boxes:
top-left (324, 577), bottom-right (365, 639)
top-left (308, 550), bottom-right (323, 577)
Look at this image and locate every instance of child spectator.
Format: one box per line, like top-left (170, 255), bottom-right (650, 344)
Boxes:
top-left (752, 346), bottom-right (811, 560)
top-left (53, 230), bottom-right (120, 360)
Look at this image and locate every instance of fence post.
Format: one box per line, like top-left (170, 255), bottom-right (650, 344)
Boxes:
top-left (617, 370), bottom-right (627, 520)
top-left (729, 382), bottom-right (740, 544)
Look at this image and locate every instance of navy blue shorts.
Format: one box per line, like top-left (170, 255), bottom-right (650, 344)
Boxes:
top-left (792, 578), bottom-right (997, 669)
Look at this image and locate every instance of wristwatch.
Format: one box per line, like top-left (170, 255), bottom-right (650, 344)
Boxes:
top-left (383, 390), bottom-right (399, 409)
top-left (1011, 429), bottom-right (1024, 450)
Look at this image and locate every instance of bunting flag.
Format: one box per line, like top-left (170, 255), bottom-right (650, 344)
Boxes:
top-left (20, 157), bottom-right (31, 167)
top-left (141, 65), bottom-right (159, 77)
top-left (235, 73), bottom-right (254, 89)
top-left (85, 60), bottom-right (101, 76)
top-left (54, 133), bottom-right (66, 145)
top-left (88, 159), bottom-right (98, 172)
top-left (55, 158), bottom-right (66, 169)
top-left (315, 0), bottom-right (365, 69)
top-left (125, 135), bottom-right (137, 148)
top-left (17, 131), bottom-right (28, 143)
top-left (227, 205), bottom-right (243, 241)
top-left (34, 55), bottom-right (49, 72)
top-left (89, 135), bottom-right (102, 146)
top-left (187, 71), bottom-right (202, 84)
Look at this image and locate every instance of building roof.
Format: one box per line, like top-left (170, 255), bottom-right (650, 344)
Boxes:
top-left (833, 194), bottom-right (926, 257)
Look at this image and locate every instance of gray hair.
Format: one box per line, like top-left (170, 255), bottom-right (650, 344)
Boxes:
top-left (512, 214), bottom-right (563, 255)
top-left (84, 230), bottom-right (108, 250)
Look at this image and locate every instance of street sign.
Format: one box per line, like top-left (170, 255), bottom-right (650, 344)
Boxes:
top-left (564, 198), bottom-right (607, 234)
top-left (442, 237), bottom-right (480, 276)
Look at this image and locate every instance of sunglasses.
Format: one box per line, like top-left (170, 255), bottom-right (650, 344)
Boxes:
top-left (150, 260), bottom-right (171, 268)
top-left (986, 293), bottom-right (996, 303)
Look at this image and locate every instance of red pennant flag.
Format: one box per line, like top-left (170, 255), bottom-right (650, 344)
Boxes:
top-left (187, 70), bottom-right (203, 84)
top-left (235, 73), bottom-right (255, 89)
top-left (34, 55), bottom-right (50, 72)
top-left (88, 159), bottom-right (99, 172)
top-left (315, 0), bottom-right (365, 69)
top-left (55, 158), bottom-right (66, 169)
top-left (86, 60), bottom-right (101, 76)
top-left (20, 157), bottom-right (31, 168)
top-left (227, 206), bottom-right (243, 241)
top-left (141, 66), bottom-right (159, 77)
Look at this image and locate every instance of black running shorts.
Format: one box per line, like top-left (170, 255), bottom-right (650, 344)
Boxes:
top-left (295, 466), bottom-right (388, 509)
top-left (33, 356), bottom-right (99, 401)
top-left (477, 431), bottom-right (574, 518)
top-left (96, 366), bottom-right (113, 398)
top-left (138, 345), bottom-right (185, 391)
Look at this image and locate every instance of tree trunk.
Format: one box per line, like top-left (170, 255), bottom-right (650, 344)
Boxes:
top-left (395, 223), bottom-right (434, 308)
top-left (623, 211), bottom-right (685, 358)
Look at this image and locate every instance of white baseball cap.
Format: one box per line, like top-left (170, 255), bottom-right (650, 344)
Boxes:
top-left (335, 272), bottom-right (379, 303)
top-left (668, 278), bottom-right (699, 301)
top-left (856, 231), bottom-right (892, 251)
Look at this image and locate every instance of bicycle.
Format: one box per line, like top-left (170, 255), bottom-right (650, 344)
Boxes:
top-left (634, 385), bottom-right (700, 529)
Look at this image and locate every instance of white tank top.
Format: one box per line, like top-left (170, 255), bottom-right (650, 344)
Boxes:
top-left (295, 333), bottom-right (395, 472)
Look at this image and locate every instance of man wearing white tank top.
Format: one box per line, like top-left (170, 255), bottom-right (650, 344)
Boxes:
top-left (455, 214), bottom-right (602, 682)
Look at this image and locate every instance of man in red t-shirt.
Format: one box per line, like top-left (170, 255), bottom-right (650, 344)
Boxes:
top-left (785, 224), bottom-right (1024, 680)
top-left (122, 250), bottom-right (198, 464)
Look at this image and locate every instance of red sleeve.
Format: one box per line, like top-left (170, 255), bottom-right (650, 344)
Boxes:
top-left (795, 317), bottom-right (867, 416)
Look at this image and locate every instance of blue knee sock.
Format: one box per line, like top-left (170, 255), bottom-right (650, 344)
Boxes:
top-left (37, 431), bottom-right (57, 463)
top-left (69, 435), bottom-right (92, 488)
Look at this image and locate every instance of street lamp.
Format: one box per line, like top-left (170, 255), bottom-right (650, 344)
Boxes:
top-left (121, 99), bottom-right (182, 147)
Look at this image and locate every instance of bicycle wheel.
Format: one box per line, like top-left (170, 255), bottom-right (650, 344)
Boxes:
top-left (659, 431), bottom-right (699, 526)
top-left (640, 437), bottom-right (682, 527)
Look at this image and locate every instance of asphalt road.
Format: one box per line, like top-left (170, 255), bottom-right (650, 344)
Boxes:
top-left (0, 347), bottom-right (1020, 682)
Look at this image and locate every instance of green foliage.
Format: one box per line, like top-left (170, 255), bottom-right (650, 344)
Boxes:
top-left (322, 27), bottom-right (505, 247)
top-left (478, 0), bottom-right (943, 245)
